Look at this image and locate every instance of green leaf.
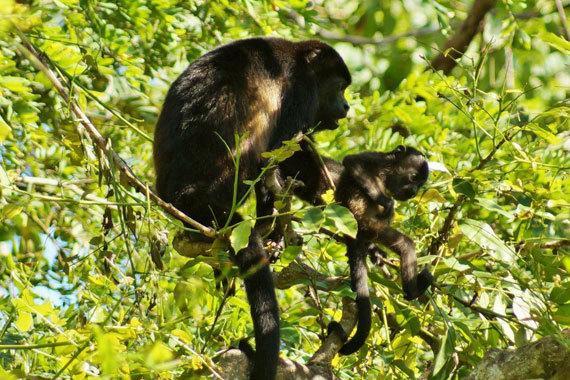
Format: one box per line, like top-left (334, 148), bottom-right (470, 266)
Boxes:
top-left (0, 117), bottom-right (11, 141)
top-left (0, 76), bottom-right (31, 94)
top-left (476, 197), bottom-right (514, 219)
top-left (514, 29), bottom-right (531, 50)
top-left (15, 311), bottom-right (33, 332)
top-left (452, 177), bottom-right (476, 199)
top-left (261, 138), bottom-right (301, 162)
top-left (323, 204), bottom-right (358, 238)
top-left (553, 304), bottom-right (570, 324)
top-left (539, 32), bottom-right (570, 54)
top-left (433, 326), bottom-right (455, 376)
top-left (460, 219), bottom-right (516, 263)
top-left (146, 341), bottom-right (173, 367)
top-left (297, 207), bottom-right (324, 233)
top-left (171, 329), bottom-right (193, 344)
top-left (230, 220), bottom-right (254, 252)
top-left (2, 204), bottom-right (22, 219)
top-left (551, 285), bottom-right (570, 305)
top-left (280, 245), bottom-right (302, 266)
top-left (95, 328), bottom-right (121, 375)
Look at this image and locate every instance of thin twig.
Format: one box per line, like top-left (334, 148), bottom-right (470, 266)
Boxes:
top-left (286, 9), bottom-right (438, 47)
top-left (15, 32), bottom-right (215, 238)
top-left (0, 341), bottom-right (76, 350)
top-left (200, 278), bottom-right (236, 353)
top-left (431, 0), bottom-right (497, 74)
top-left (555, 0), bottom-right (570, 40)
top-left (170, 336), bottom-right (224, 379)
top-left (317, 25), bottom-right (439, 47)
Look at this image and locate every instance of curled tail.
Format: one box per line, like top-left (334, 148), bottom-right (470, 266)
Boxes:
top-left (237, 232), bottom-right (280, 379)
top-left (338, 238), bottom-right (372, 355)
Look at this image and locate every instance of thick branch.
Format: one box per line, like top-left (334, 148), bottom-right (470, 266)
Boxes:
top-left (173, 233), bottom-right (347, 291)
top-left (16, 35), bottom-right (216, 238)
top-left (467, 333), bottom-right (570, 380)
top-left (274, 261), bottom-right (346, 291)
top-left (430, 0), bottom-right (497, 74)
top-left (216, 297), bottom-right (358, 379)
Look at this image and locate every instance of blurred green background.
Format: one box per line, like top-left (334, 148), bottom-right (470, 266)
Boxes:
top-left (0, 0), bottom-right (568, 378)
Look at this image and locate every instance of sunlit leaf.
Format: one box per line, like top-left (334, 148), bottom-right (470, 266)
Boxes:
top-left (230, 220), bottom-right (254, 253)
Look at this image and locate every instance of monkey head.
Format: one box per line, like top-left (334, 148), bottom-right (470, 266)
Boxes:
top-left (342, 145), bottom-right (429, 203)
top-left (303, 41), bottom-right (351, 130)
top-left (385, 145), bottom-right (429, 201)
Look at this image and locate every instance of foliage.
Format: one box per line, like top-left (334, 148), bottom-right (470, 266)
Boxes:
top-left (0, 0), bottom-right (568, 378)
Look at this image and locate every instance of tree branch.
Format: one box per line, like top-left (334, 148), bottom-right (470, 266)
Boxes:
top-left (274, 261), bottom-right (346, 291)
top-left (286, 9), bottom-right (438, 47)
top-left (172, 233), bottom-right (347, 291)
top-left (316, 26), bottom-right (439, 47)
top-left (430, 0), bottom-right (497, 74)
top-left (15, 33), bottom-right (216, 238)
top-left (216, 297), bottom-right (358, 379)
top-left (555, 0), bottom-right (570, 40)
top-left (467, 332), bottom-right (570, 380)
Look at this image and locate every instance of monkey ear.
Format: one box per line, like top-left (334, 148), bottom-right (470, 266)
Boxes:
top-left (304, 48), bottom-right (322, 64)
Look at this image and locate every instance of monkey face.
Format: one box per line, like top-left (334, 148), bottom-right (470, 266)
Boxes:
top-left (386, 146), bottom-right (429, 201)
top-left (315, 78), bottom-right (350, 130)
top-left (305, 45), bottom-right (351, 130)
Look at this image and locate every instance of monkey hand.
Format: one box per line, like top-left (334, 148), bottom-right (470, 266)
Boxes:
top-left (327, 321), bottom-right (348, 342)
top-left (264, 238), bottom-right (284, 263)
top-left (237, 339), bottom-right (256, 362)
top-left (403, 267), bottom-right (434, 301)
top-left (417, 267), bottom-right (434, 295)
top-left (367, 243), bottom-right (388, 266)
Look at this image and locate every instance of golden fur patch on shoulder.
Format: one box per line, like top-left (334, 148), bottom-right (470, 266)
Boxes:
top-left (238, 79), bottom-right (282, 155)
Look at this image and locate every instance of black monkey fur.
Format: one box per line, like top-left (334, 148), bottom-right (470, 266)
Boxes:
top-left (153, 37), bottom-right (351, 379)
top-left (277, 145), bottom-right (433, 355)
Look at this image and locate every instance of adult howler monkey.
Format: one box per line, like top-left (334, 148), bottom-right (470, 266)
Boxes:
top-left (277, 145), bottom-right (433, 355)
top-left (153, 37), bottom-right (351, 379)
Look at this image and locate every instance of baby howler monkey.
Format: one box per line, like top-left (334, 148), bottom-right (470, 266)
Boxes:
top-left (276, 145), bottom-right (433, 355)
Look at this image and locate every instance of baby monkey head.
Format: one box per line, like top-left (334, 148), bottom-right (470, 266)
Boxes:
top-left (341, 145), bottom-right (429, 203)
top-left (385, 145), bottom-right (429, 201)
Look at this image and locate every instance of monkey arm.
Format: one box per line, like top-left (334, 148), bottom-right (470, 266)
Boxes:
top-left (374, 226), bottom-right (433, 300)
top-left (374, 226), bottom-right (419, 300)
top-left (342, 153), bottom-right (386, 201)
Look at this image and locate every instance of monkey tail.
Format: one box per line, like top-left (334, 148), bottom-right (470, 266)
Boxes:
top-left (338, 239), bottom-right (372, 355)
top-left (237, 231), bottom-right (280, 379)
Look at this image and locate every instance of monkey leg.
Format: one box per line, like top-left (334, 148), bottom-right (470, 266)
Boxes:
top-left (328, 237), bottom-right (372, 355)
top-left (367, 243), bottom-right (388, 266)
top-left (234, 230), bottom-right (280, 380)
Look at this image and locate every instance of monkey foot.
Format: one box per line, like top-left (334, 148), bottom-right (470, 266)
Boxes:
top-left (368, 244), bottom-right (388, 266)
top-left (327, 321), bottom-right (348, 342)
top-left (403, 268), bottom-right (434, 300)
top-left (264, 239), bottom-right (284, 263)
top-left (237, 339), bottom-right (256, 361)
